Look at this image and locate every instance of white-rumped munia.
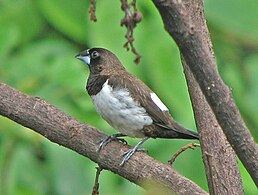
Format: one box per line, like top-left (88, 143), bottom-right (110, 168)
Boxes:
top-left (76, 48), bottom-right (199, 166)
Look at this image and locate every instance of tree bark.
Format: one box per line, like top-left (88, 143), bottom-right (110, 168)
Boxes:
top-left (183, 57), bottom-right (243, 195)
top-left (152, 0), bottom-right (257, 190)
top-left (0, 83), bottom-right (207, 195)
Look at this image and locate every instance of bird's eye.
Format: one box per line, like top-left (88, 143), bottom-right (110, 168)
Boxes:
top-left (91, 51), bottom-right (100, 59)
top-left (98, 65), bottom-right (103, 72)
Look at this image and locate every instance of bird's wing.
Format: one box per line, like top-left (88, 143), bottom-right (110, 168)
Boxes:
top-left (108, 74), bottom-right (173, 127)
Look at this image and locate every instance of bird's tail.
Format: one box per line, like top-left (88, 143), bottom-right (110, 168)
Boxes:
top-left (153, 122), bottom-right (199, 140)
top-left (173, 125), bottom-right (199, 140)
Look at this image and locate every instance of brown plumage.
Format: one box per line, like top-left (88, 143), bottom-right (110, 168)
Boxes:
top-left (76, 48), bottom-right (199, 166)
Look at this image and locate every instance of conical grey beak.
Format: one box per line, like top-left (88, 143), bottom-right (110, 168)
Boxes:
top-left (75, 53), bottom-right (91, 65)
top-left (75, 54), bottom-right (81, 59)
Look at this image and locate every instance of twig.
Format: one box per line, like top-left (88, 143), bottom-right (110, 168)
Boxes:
top-left (120, 0), bottom-right (142, 63)
top-left (89, 0), bottom-right (97, 22)
top-left (168, 143), bottom-right (200, 165)
top-left (92, 166), bottom-right (103, 195)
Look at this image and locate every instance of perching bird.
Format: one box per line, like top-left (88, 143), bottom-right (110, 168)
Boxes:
top-left (76, 48), bottom-right (199, 166)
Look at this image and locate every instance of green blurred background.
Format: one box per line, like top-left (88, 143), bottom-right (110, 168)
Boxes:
top-left (0, 0), bottom-right (257, 194)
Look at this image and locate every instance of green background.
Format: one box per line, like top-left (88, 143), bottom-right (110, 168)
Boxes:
top-left (0, 0), bottom-right (257, 194)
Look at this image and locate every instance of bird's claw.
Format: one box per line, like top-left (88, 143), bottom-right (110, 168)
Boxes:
top-left (97, 137), bottom-right (111, 152)
top-left (119, 148), bottom-right (147, 167)
top-left (97, 135), bottom-right (127, 152)
top-left (97, 136), bottom-right (149, 167)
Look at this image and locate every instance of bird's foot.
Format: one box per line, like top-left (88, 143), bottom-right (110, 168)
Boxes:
top-left (119, 137), bottom-right (149, 166)
top-left (120, 148), bottom-right (147, 166)
top-left (97, 134), bottom-right (127, 152)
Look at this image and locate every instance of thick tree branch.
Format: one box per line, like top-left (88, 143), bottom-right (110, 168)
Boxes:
top-left (183, 57), bottom-right (243, 195)
top-left (0, 83), bottom-right (207, 195)
top-left (152, 0), bottom-right (258, 187)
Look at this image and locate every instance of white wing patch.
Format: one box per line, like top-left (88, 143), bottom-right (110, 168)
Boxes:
top-left (150, 93), bottom-right (168, 111)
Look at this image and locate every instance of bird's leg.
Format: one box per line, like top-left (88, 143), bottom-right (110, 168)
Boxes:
top-left (97, 133), bottom-right (127, 152)
top-left (120, 137), bottom-right (149, 166)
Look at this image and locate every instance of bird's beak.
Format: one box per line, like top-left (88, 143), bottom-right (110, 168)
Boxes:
top-left (75, 54), bottom-right (81, 59)
top-left (75, 53), bottom-right (91, 65)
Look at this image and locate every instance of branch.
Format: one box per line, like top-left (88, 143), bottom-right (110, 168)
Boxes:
top-left (152, 0), bottom-right (258, 187)
top-left (183, 57), bottom-right (244, 195)
top-left (0, 83), bottom-right (207, 195)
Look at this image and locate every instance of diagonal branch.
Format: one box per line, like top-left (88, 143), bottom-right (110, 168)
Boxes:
top-left (182, 56), bottom-right (243, 195)
top-left (0, 83), bottom-right (207, 195)
top-left (152, 0), bottom-right (258, 187)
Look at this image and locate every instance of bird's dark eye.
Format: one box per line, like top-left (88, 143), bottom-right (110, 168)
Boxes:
top-left (98, 65), bottom-right (103, 72)
top-left (91, 51), bottom-right (100, 59)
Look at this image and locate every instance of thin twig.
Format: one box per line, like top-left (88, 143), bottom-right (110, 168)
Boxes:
top-left (92, 166), bottom-right (103, 195)
top-left (89, 0), bottom-right (97, 22)
top-left (120, 0), bottom-right (142, 63)
top-left (168, 143), bottom-right (200, 165)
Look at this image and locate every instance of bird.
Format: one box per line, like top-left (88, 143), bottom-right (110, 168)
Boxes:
top-left (75, 48), bottom-right (199, 166)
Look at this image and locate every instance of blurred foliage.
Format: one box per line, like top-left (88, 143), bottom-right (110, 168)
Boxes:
top-left (0, 0), bottom-right (257, 194)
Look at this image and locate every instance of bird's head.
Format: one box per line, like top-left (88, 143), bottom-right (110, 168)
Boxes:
top-left (75, 48), bottom-right (125, 75)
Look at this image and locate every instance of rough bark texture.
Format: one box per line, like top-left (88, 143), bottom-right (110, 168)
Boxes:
top-left (0, 83), bottom-right (207, 195)
top-left (152, 0), bottom-right (257, 189)
top-left (183, 57), bottom-right (243, 195)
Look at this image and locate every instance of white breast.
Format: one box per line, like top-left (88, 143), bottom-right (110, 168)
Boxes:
top-left (91, 80), bottom-right (153, 137)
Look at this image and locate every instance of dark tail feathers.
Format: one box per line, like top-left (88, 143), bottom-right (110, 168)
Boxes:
top-left (175, 127), bottom-right (199, 140)
top-left (154, 122), bottom-right (199, 140)
top-left (170, 122), bottom-right (199, 140)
